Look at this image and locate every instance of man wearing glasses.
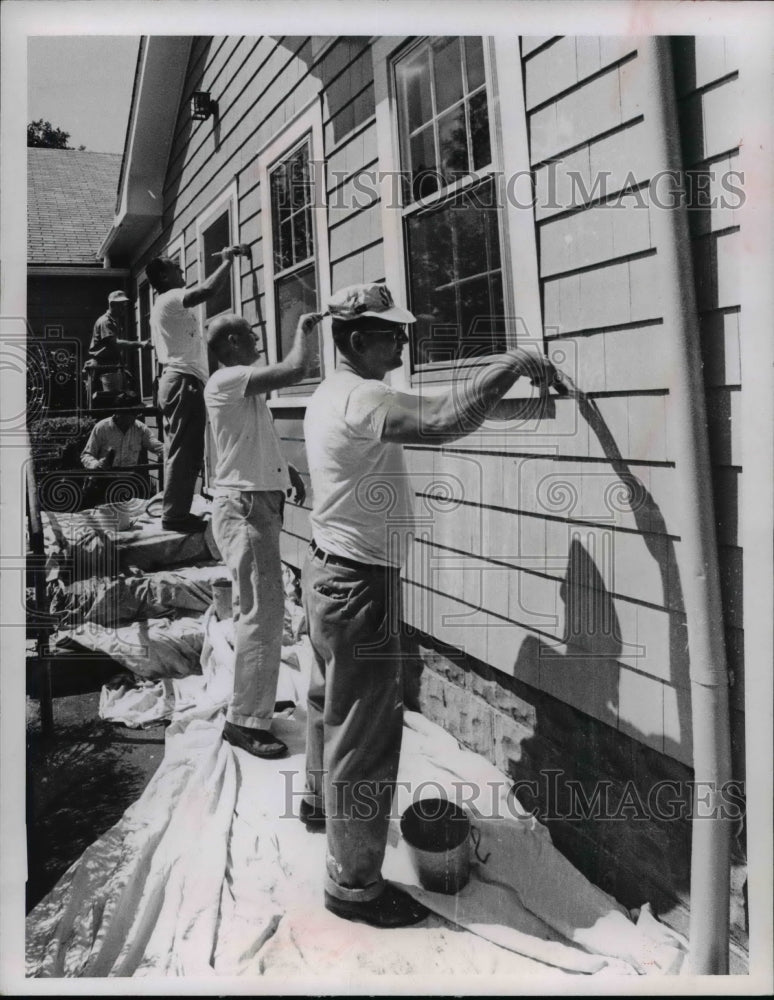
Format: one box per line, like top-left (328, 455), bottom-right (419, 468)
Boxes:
top-left (301, 282), bottom-right (555, 928)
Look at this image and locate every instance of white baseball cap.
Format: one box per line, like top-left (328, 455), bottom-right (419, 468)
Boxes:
top-left (327, 283), bottom-right (415, 324)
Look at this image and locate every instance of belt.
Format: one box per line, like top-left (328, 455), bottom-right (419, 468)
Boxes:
top-left (309, 540), bottom-right (395, 573)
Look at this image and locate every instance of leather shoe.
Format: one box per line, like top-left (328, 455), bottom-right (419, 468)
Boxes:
top-left (300, 799), bottom-right (326, 830)
top-left (324, 884), bottom-right (429, 928)
top-left (162, 514), bottom-right (208, 533)
top-left (222, 720), bottom-right (287, 759)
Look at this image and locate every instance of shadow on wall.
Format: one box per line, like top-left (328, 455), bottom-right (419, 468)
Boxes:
top-left (503, 386), bottom-right (695, 916)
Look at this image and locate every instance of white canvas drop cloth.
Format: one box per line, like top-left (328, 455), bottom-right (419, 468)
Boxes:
top-left (27, 613), bottom-right (687, 980)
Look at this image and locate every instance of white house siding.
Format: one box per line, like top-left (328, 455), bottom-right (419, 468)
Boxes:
top-left (127, 39), bottom-right (747, 956)
top-left (130, 35), bottom-right (743, 776)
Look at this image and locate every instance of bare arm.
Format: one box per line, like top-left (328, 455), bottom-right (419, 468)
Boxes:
top-left (243, 312), bottom-right (324, 396)
top-left (381, 348), bottom-right (554, 445)
top-left (287, 463), bottom-right (306, 506)
top-left (182, 248), bottom-right (235, 308)
top-left (113, 338), bottom-right (152, 350)
top-left (140, 424), bottom-right (165, 457)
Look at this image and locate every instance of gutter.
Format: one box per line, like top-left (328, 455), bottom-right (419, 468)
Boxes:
top-left (641, 37), bottom-right (732, 973)
top-left (99, 36), bottom-right (191, 263)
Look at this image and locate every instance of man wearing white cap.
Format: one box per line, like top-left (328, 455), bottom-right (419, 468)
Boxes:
top-left (88, 290), bottom-right (149, 400)
top-left (301, 282), bottom-right (556, 928)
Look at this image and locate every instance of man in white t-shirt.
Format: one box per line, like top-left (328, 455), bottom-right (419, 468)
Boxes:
top-left (205, 311), bottom-right (323, 759)
top-left (147, 248), bottom-right (236, 532)
top-left (302, 282), bottom-right (556, 929)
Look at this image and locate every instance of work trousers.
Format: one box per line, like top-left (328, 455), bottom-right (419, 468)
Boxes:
top-left (302, 545), bottom-right (404, 902)
top-left (157, 369), bottom-right (206, 522)
top-left (212, 489), bottom-right (285, 729)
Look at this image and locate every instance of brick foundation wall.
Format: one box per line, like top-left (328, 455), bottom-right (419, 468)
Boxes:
top-left (402, 629), bottom-right (748, 972)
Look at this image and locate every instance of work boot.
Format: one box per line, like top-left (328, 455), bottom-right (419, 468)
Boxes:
top-left (162, 514), bottom-right (208, 532)
top-left (324, 884), bottom-right (429, 928)
top-left (222, 720), bottom-right (287, 759)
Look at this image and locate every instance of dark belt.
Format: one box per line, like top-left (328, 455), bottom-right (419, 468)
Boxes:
top-left (309, 540), bottom-right (394, 574)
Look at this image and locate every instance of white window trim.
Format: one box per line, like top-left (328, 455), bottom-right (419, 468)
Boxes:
top-left (194, 179), bottom-right (241, 329)
top-left (259, 98), bottom-right (332, 409)
top-left (372, 35), bottom-right (543, 398)
top-left (134, 269), bottom-right (156, 402)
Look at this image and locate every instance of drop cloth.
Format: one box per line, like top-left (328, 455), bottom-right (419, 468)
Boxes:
top-left (27, 613), bottom-right (687, 979)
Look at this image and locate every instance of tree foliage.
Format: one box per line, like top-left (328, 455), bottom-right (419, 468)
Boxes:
top-left (27, 119), bottom-right (73, 149)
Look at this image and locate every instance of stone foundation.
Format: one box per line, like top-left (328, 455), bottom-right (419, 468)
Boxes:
top-left (402, 629), bottom-right (749, 973)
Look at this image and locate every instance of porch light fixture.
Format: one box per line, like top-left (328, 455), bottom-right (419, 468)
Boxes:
top-left (191, 91), bottom-right (217, 121)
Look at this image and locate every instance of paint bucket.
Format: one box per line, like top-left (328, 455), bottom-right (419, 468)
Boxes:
top-left (212, 580), bottom-right (233, 620)
top-left (400, 798), bottom-right (475, 894)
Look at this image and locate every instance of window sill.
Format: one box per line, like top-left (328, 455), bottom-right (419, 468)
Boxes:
top-left (407, 361), bottom-right (543, 400)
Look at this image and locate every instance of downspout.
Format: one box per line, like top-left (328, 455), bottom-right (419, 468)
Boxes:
top-left (640, 37), bottom-right (732, 973)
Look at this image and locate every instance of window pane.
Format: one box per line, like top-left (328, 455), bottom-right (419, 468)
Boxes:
top-left (276, 218), bottom-right (294, 271)
top-left (270, 164), bottom-right (291, 228)
top-left (290, 151), bottom-right (310, 210)
top-left (438, 103), bottom-right (469, 183)
top-left (275, 263), bottom-right (320, 377)
top-left (405, 178), bottom-right (504, 366)
top-left (464, 37), bottom-right (485, 91)
top-left (433, 38), bottom-right (464, 113)
top-left (396, 47), bottom-right (433, 133)
top-left (409, 124), bottom-right (439, 202)
top-left (202, 211), bottom-right (232, 319)
top-left (458, 273), bottom-right (505, 359)
top-left (469, 90), bottom-right (492, 170)
top-left (292, 208), bottom-right (313, 265)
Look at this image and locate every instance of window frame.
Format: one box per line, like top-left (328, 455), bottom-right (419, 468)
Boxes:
top-left (372, 35), bottom-right (543, 396)
top-left (259, 98), bottom-right (332, 409)
top-left (194, 180), bottom-right (241, 330)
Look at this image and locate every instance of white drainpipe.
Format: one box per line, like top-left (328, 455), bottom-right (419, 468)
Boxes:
top-left (638, 37), bottom-right (733, 973)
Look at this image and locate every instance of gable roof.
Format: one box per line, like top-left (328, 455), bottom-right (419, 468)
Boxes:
top-left (28, 148), bottom-right (122, 266)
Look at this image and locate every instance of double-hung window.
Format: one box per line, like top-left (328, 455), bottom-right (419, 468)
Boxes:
top-left (394, 37), bottom-right (506, 370)
top-left (259, 101), bottom-right (331, 401)
top-left (269, 139), bottom-right (322, 383)
top-left (196, 183), bottom-right (239, 329)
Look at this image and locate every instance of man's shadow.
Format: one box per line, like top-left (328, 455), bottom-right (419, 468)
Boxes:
top-left (507, 382), bottom-right (694, 913)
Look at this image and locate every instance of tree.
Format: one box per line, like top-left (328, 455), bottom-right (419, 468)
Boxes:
top-left (27, 119), bottom-right (73, 149)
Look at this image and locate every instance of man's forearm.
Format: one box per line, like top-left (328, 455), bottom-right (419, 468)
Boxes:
top-left (429, 353), bottom-right (526, 441)
top-left (201, 258), bottom-right (233, 296)
top-left (81, 452), bottom-right (100, 470)
top-left (281, 322), bottom-right (317, 378)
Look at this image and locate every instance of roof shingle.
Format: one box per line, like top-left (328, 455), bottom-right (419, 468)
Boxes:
top-left (27, 148), bottom-right (121, 265)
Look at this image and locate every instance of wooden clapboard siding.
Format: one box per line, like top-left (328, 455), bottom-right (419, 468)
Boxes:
top-left (440, 37), bottom-right (682, 760)
top-left (127, 35), bottom-right (743, 770)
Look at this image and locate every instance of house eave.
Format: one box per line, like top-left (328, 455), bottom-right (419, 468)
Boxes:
top-left (99, 36), bottom-right (192, 262)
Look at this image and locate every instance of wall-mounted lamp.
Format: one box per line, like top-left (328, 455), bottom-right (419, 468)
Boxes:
top-left (191, 91), bottom-right (218, 121)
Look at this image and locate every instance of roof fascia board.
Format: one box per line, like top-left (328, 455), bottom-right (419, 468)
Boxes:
top-left (101, 36), bottom-right (192, 259)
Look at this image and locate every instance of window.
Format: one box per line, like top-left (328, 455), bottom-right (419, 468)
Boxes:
top-left (393, 37), bottom-right (506, 371)
top-left (196, 183), bottom-right (239, 326)
top-left (269, 139), bottom-right (321, 380)
top-left (137, 279), bottom-right (153, 400)
top-left (259, 100), bottom-right (331, 402)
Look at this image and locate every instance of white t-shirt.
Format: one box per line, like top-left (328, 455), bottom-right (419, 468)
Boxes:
top-left (150, 288), bottom-right (209, 384)
top-left (204, 365), bottom-right (289, 492)
top-left (305, 369), bottom-right (414, 568)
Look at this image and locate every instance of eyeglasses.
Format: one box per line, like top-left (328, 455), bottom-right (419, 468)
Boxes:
top-left (372, 326), bottom-right (408, 343)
